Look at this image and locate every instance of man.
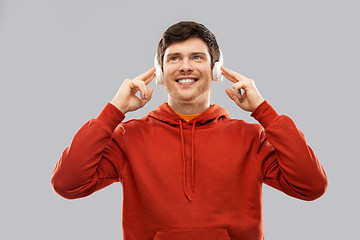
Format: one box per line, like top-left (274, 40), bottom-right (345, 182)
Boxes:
top-left (51, 21), bottom-right (327, 240)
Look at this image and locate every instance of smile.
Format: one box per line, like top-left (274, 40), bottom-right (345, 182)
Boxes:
top-left (175, 76), bottom-right (199, 86)
top-left (177, 79), bottom-right (197, 83)
top-left (176, 78), bottom-right (198, 86)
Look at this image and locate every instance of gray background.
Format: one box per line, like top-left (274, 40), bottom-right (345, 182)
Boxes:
top-left (0, 0), bottom-right (358, 239)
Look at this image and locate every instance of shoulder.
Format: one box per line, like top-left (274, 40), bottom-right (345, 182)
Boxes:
top-left (220, 117), bottom-right (264, 139)
top-left (113, 115), bottom-right (156, 134)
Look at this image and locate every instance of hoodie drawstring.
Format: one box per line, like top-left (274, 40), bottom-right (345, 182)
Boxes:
top-left (191, 119), bottom-right (196, 193)
top-left (179, 119), bottom-right (197, 201)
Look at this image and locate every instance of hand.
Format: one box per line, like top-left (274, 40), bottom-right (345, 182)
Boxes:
top-left (111, 67), bottom-right (155, 114)
top-left (222, 66), bottom-right (264, 112)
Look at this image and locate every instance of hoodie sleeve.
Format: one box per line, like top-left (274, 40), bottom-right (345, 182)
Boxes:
top-left (251, 101), bottom-right (328, 201)
top-left (51, 103), bottom-right (126, 199)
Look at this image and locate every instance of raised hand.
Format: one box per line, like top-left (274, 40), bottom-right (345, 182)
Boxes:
top-left (222, 66), bottom-right (264, 112)
top-left (111, 67), bottom-right (156, 114)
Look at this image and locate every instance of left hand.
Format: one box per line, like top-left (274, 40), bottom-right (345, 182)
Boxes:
top-left (222, 66), bottom-right (265, 112)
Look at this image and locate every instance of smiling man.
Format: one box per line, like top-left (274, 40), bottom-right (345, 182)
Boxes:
top-left (163, 37), bottom-right (214, 114)
top-left (51, 21), bottom-right (328, 240)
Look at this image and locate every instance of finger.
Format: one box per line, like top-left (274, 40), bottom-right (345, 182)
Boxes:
top-left (143, 71), bottom-right (156, 85)
top-left (134, 67), bottom-right (156, 84)
top-left (143, 88), bottom-right (153, 101)
top-left (221, 66), bottom-right (239, 82)
top-left (130, 80), bottom-right (148, 99)
top-left (234, 81), bottom-right (248, 99)
top-left (225, 88), bottom-right (242, 106)
top-left (235, 89), bottom-right (243, 102)
top-left (221, 70), bottom-right (238, 83)
top-left (221, 66), bottom-right (248, 83)
top-left (140, 88), bottom-right (153, 106)
top-left (147, 88), bottom-right (153, 100)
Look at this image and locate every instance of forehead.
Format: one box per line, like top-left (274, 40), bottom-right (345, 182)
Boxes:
top-left (164, 38), bottom-right (210, 56)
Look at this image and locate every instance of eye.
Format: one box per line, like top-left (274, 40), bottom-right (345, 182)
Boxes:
top-left (169, 56), bottom-right (179, 62)
top-left (193, 55), bottom-right (202, 60)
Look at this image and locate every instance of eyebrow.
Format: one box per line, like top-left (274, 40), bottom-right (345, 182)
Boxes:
top-left (165, 52), bottom-right (208, 57)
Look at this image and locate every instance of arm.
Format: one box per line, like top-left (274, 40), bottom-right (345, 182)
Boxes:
top-left (222, 66), bottom-right (327, 200)
top-left (252, 101), bottom-right (327, 200)
top-left (51, 67), bottom-right (156, 199)
top-left (51, 103), bottom-right (126, 199)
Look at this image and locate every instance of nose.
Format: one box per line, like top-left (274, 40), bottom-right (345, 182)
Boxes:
top-left (178, 58), bottom-right (194, 73)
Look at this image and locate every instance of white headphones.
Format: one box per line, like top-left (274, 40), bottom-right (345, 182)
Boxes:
top-left (154, 49), bottom-right (224, 85)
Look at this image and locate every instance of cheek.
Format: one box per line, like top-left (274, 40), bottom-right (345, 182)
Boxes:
top-left (201, 65), bottom-right (213, 79)
top-left (163, 67), bottom-right (175, 88)
top-left (163, 64), bottom-right (177, 75)
top-left (198, 62), bottom-right (212, 73)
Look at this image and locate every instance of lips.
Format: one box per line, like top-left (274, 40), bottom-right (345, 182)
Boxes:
top-left (175, 76), bottom-right (198, 86)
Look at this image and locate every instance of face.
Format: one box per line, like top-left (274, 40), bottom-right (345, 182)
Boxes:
top-left (163, 37), bottom-right (213, 105)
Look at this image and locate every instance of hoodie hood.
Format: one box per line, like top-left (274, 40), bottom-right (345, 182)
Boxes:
top-left (146, 103), bottom-right (230, 201)
top-left (147, 102), bottom-right (230, 127)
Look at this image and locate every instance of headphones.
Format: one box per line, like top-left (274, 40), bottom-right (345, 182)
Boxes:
top-left (154, 49), bottom-right (224, 85)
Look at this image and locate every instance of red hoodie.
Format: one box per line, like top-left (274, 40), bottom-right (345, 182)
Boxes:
top-left (51, 100), bottom-right (327, 240)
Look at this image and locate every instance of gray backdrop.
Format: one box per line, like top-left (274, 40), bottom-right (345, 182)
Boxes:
top-left (1, 0), bottom-right (358, 239)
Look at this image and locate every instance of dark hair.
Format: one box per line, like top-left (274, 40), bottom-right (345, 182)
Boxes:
top-left (157, 21), bottom-right (220, 70)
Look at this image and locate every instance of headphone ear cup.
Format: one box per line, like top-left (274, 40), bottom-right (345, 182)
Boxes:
top-left (212, 62), bottom-right (223, 82)
top-left (154, 53), bottom-right (164, 85)
top-left (212, 49), bottom-right (223, 82)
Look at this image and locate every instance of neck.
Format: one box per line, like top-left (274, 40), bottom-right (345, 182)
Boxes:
top-left (168, 97), bottom-right (210, 115)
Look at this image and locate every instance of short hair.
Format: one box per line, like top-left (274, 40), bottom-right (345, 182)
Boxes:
top-left (157, 21), bottom-right (220, 70)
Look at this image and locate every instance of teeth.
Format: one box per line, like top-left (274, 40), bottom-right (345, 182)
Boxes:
top-left (178, 79), bottom-right (196, 83)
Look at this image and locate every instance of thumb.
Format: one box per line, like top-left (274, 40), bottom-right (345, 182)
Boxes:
top-left (225, 88), bottom-right (241, 106)
top-left (140, 88), bottom-right (153, 106)
top-left (147, 88), bottom-right (154, 100)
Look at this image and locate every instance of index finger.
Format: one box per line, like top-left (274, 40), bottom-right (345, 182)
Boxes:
top-left (221, 66), bottom-right (246, 83)
top-left (134, 67), bottom-right (156, 85)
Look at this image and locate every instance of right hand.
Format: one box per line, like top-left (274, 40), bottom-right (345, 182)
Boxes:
top-left (111, 67), bottom-right (155, 114)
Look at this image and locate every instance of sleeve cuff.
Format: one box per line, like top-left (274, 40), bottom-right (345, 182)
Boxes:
top-left (250, 100), bottom-right (281, 129)
top-left (96, 103), bottom-right (125, 132)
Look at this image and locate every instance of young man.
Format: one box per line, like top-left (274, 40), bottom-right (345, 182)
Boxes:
top-left (51, 21), bottom-right (327, 240)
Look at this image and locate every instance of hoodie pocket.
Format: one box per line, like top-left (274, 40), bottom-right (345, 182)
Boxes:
top-left (153, 227), bottom-right (231, 240)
